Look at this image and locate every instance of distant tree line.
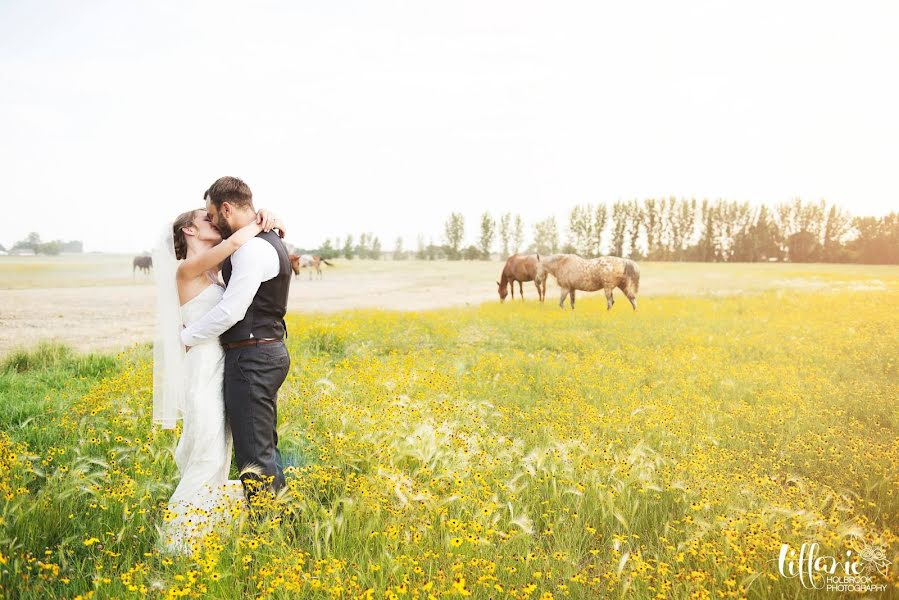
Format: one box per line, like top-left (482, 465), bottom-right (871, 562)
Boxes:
top-left (301, 198), bottom-right (897, 264)
top-left (4, 232), bottom-right (83, 255)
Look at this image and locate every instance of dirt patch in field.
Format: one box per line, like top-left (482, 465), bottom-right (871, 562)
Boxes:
top-left (2, 259), bottom-right (896, 355)
top-left (0, 271), bottom-right (501, 355)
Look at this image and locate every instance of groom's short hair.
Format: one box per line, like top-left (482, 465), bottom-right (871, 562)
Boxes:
top-left (204, 176), bottom-right (254, 209)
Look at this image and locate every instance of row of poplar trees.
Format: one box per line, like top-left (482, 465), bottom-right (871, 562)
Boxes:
top-left (441, 198), bottom-right (897, 264)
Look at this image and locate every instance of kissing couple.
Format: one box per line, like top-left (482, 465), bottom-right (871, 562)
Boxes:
top-left (151, 176), bottom-right (293, 554)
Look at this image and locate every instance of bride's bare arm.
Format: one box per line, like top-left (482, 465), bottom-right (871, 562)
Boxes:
top-left (177, 210), bottom-right (282, 280)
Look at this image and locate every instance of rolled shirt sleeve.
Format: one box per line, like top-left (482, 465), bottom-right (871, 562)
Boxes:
top-left (180, 237), bottom-right (280, 347)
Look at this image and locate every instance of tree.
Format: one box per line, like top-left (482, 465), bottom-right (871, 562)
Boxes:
top-left (786, 231), bottom-right (821, 263)
top-left (592, 204), bottom-right (608, 257)
top-left (626, 200), bottom-right (643, 259)
top-left (671, 198), bottom-right (697, 261)
top-left (12, 232), bottom-right (41, 253)
top-left (643, 198), bottom-right (661, 259)
top-left (567, 205), bottom-right (594, 256)
top-left (38, 241), bottom-right (62, 256)
top-left (822, 204), bottom-right (850, 262)
top-left (393, 236), bottom-right (406, 260)
top-left (479, 212), bottom-right (495, 260)
top-left (512, 215), bottom-right (524, 254)
top-left (498, 213), bottom-right (512, 259)
top-left (532, 217), bottom-right (559, 254)
top-left (736, 204), bottom-right (781, 262)
top-left (754, 204), bottom-right (782, 261)
top-left (370, 236), bottom-right (382, 260)
top-left (356, 233), bottom-right (370, 258)
top-left (849, 213), bottom-right (899, 264)
top-left (697, 200), bottom-right (716, 261)
top-left (10, 232), bottom-right (75, 255)
top-left (416, 234), bottom-right (426, 260)
top-left (319, 238), bottom-right (337, 259)
top-left (463, 245), bottom-right (481, 260)
top-left (426, 238), bottom-right (437, 260)
top-left (342, 235), bottom-right (354, 260)
top-left (610, 202), bottom-right (628, 257)
top-left (444, 213), bottom-right (465, 260)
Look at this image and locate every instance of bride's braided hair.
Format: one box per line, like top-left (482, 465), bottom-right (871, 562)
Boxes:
top-left (172, 209), bottom-right (201, 260)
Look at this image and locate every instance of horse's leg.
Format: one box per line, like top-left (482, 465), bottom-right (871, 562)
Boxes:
top-left (510, 281), bottom-right (515, 300)
top-left (617, 282), bottom-right (637, 310)
top-left (604, 287), bottom-right (614, 310)
top-left (559, 288), bottom-right (569, 309)
top-left (518, 280), bottom-right (524, 300)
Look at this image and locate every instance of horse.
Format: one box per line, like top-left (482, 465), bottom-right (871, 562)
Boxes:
top-left (497, 254), bottom-right (547, 302)
top-left (538, 254), bottom-right (639, 310)
top-left (289, 254), bottom-right (333, 280)
top-left (133, 255), bottom-right (152, 276)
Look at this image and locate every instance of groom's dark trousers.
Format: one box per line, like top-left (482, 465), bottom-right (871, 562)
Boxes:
top-left (220, 229), bottom-right (292, 502)
top-left (224, 340), bottom-right (289, 499)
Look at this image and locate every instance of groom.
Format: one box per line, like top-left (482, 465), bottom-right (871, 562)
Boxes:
top-left (180, 176), bottom-right (292, 503)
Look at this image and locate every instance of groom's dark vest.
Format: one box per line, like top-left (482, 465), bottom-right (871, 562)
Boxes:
top-left (220, 230), bottom-right (292, 344)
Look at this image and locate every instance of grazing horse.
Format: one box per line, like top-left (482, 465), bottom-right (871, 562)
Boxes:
top-left (538, 254), bottom-right (640, 310)
top-left (497, 254), bottom-right (547, 302)
top-left (133, 255), bottom-right (152, 276)
top-left (289, 254), bottom-right (333, 280)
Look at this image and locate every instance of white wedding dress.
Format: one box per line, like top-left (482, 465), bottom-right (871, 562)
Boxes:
top-left (158, 283), bottom-right (244, 554)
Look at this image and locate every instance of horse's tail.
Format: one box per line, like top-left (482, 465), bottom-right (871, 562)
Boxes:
top-left (624, 259), bottom-right (640, 294)
top-left (321, 259), bottom-right (334, 266)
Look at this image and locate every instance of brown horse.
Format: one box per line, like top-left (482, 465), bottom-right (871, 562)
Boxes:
top-left (133, 255), bottom-right (152, 276)
top-left (289, 254), bottom-right (333, 280)
top-left (538, 254), bottom-right (639, 310)
top-left (497, 254), bottom-right (547, 302)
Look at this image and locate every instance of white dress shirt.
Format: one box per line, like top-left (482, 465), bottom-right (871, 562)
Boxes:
top-left (180, 237), bottom-right (280, 347)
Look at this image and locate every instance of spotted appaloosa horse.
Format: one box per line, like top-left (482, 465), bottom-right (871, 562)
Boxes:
top-left (289, 254), bottom-right (333, 280)
top-left (497, 254), bottom-right (547, 302)
top-left (538, 254), bottom-right (640, 310)
top-left (133, 255), bottom-right (152, 276)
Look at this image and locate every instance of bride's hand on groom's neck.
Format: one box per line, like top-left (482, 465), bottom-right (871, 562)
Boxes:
top-left (256, 209), bottom-right (287, 238)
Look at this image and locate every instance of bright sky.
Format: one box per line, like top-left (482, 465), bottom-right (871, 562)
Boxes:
top-left (1, 1), bottom-right (897, 252)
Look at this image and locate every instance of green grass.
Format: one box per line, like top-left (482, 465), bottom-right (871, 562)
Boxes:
top-left (1, 285), bottom-right (898, 599)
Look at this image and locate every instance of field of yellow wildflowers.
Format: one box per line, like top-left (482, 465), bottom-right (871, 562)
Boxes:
top-left (1, 270), bottom-right (898, 599)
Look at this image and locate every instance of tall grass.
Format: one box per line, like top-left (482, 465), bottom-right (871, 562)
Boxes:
top-left (1, 288), bottom-right (897, 599)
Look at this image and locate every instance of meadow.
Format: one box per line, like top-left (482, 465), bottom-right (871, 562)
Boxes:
top-left (1, 265), bottom-right (898, 599)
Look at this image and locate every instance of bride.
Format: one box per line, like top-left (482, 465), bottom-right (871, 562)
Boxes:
top-left (151, 206), bottom-right (284, 554)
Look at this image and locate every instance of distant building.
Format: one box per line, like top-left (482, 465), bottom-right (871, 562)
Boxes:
top-left (11, 249), bottom-right (35, 256)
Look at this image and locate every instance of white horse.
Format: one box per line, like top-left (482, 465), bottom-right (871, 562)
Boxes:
top-left (538, 254), bottom-right (640, 310)
top-left (289, 254), bottom-right (333, 280)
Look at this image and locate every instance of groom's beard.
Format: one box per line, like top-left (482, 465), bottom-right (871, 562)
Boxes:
top-left (214, 218), bottom-right (234, 239)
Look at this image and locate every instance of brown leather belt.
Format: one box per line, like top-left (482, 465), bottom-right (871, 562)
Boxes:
top-left (221, 338), bottom-right (282, 350)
